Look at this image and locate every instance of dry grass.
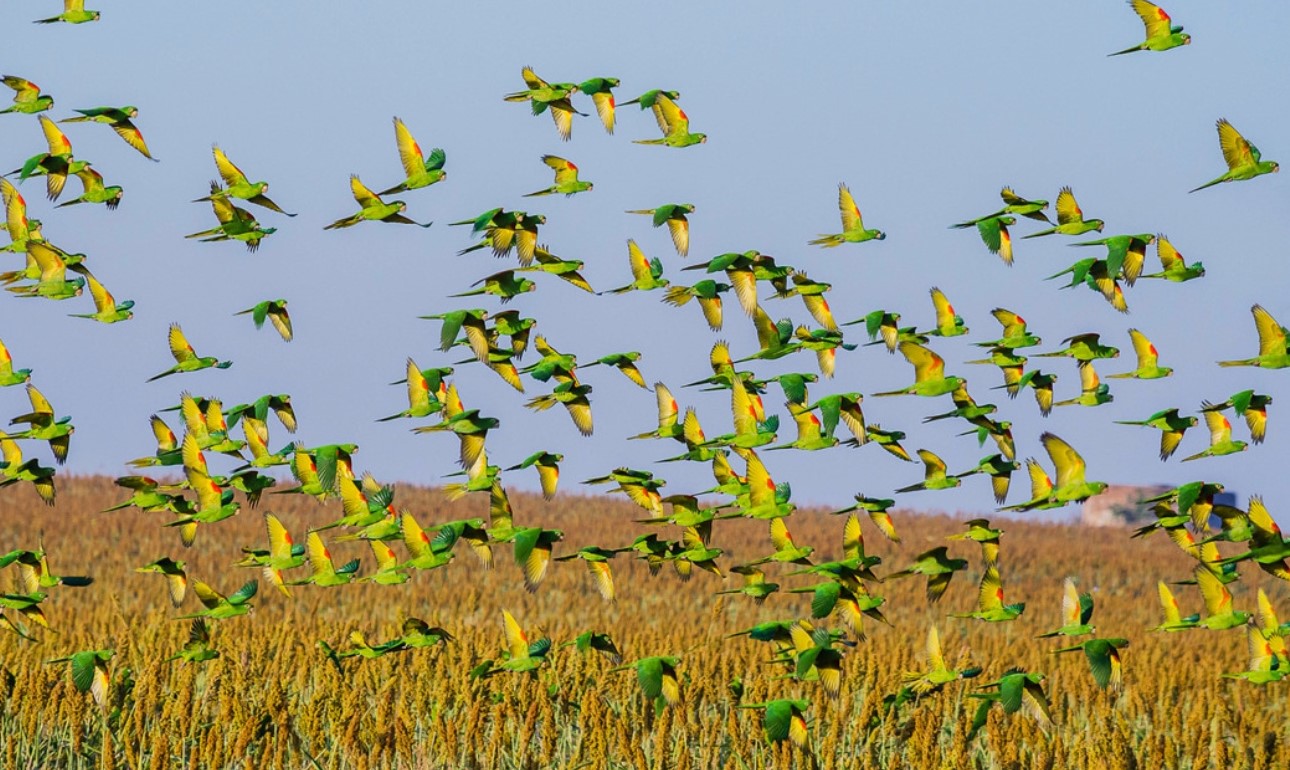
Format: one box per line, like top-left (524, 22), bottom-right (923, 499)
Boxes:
top-left (1, 475), bottom-right (1287, 770)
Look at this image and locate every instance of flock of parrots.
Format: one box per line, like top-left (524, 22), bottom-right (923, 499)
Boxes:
top-left (0, 0), bottom-right (1288, 748)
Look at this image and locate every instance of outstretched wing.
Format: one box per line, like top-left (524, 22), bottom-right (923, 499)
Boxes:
top-left (1217, 119), bottom-right (1255, 172)
top-left (392, 117), bottom-right (425, 177)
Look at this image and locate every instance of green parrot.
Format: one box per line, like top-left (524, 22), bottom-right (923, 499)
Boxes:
top-left (681, 249), bottom-right (791, 316)
top-left (1217, 304), bottom-right (1290, 369)
top-left (951, 565), bottom-right (1026, 622)
top-left (503, 66), bottom-right (583, 142)
top-left (554, 546), bottom-right (627, 602)
top-left (1224, 627), bottom-right (1288, 685)
top-left (1036, 577), bottom-right (1096, 638)
top-left (1004, 369), bottom-right (1057, 416)
top-left (1070, 234), bottom-right (1154, 286)
top-left (633, 93), bottom-right (705, 147)
top-left (377, 117), bottom-right (446, 195)
top-left (235, 300), bottom-right (291, 342)
top-left (518, 334), bottom-right (577, 383)
top-left (847, 424), bottom-right (913, 462)
top-left (1046, 256), bottom-right (1129, 314)
top-left (968, 215), bottom-right (1015, 265)
top-left (716, 564), bottom-right (781, 604)
top-left (1, 178), bottom-right (44, 256)
top-left (611, 656), bottom-right (683, 709)
top-left (774, 271), bottom-right (838, 330)
top-left (7, 383), bottom-right (73, 464)
top-left (739, 699), bottom-right (811, 747)
top-left (829, 495), bottom-right (901, 542)
top-left (1, 76), bottom-right (53, 114)
top-left (765, 402), bottom-right (837, 452)
top-left (56, 168), bottom-right (122, 210)
top-left (953, 185), bottom-right (1052, 225)
top-left (469, 610), bottom-right (551, 678)
top-left (968, 347), bottom-right (1027, 398)
top-left (1053, 361), bottom-right (1113, 408)
top-left (923, 381), bottom-right (995, 424)
top-left (1038, 332), bottom-right (1120, 362)
top-left (0, 438), bottom-right (56, 505)
top-left (526, 381), bottom-right (594, 436)
top-left (842, 309), bottom-right (903, 353)
top-left (775, 623), bottom-right (846, 699)
top-left (746, 518), bottom-right (814, 566)
top-left (584, 352), bottom-right (647, 389)
top-left (169, 619), bottom-right (219, 664)
top-left (12, 116), bottom-right (88, 201)
top-left (1110, 1), bottom-right (1190, 55)
top-left (453, 208), bottom-right (545, 265)
top-left (225, 393), bottom-right (296, 434)
top-left (1201, 390), bottom-right (1271, 444)
top-left (7, 242), bottom-right (83, 301)
top-left (452, 269), bottom-right (537, 302)
top-left (147, 324), bottom-right (232, 381)
top-left (897, 449), bottom-right (963, 494)
top-left (872, 342), bottom-right (964, 397)
top-left (1114, 408), bottom-right (1197, 461)
top-left (288, 532), bottom-right (359, 587)
top-left (66, 265), bottom-right (132, 323)
top-left (885, 624), bottom-right (983, 714)
top-left (34, 0), bottom-right (100, 24)
top-left (663, 280), bottom-right (729, 331)
top-left (501, 526), bottom-right (564, 593)
top-left (1191, 119), bottom-right (1279, 192)
top-left (967, 670), bottom-right (1053, 740)
top-left (1108, 329), bottom-right (1171, 378)
top-left (918, 288), bottom-right (970, 335)
top-left (238, 513), bottom-right (304, 597)
top-left (626, 203), bottom-right (694, 256)
top-left (0, 337), bottom-right (32, 387)
top-left (1139, 480), bottom-right (1225, 530)
top-left (325, 175), bottom-right (430, 229)
top-left (577, 77), bottom-right (619, 133)
top-left (192, 145), bottom-right (295, 215)
top-left (504, 451), bottom-right (562, 500)
top-left (178, 579), bottom-right (256, 620)
top-left (604, 240), bottom-right (669, 294)
top-left (1, 544), bottom-right (91, 594)
top-left (976, 308), bottom-right (1041, 349)
top-left (359, 540), bottom-right (410, 586)
top-left (187, 181), bottom-right (278, 252)
top-left (809, 183), bottom-right (884, 246)
top-left (106, 475), bottom-right (180, 514)
top-left (60, 106), bottom-right (157, 160)
top-left (1180, 410), bottom-right (1248, 462)
top-left (1040, 432), bottom-right (1107, 505)
top-left (1021, 187), bottom-right (1104, 238)
top-left (789, 578), bottom-right (888, 640)
top-left (523, 155), bottom-right (592, 197)
top-left (619, 89), bottom-right (680, 110)
top-left (45, 649), bottom-right (113, 708)
top-left (525, 245), bottom-right (595, 293)
top-left (1149, 580), bottom-right (1201, 632)
top-left (400, 618), bottom-right (454, 650)
top-left (886, 547), bottom-right (968, 603)
top-left (1195, 566), bottom-right (1249, 630)
top-left (954, 456), bottom-right (1020, 504)
top-left (1140, 235), bottom-right (1204, 282)
top-left (397, 512), bottom-right (458, 572)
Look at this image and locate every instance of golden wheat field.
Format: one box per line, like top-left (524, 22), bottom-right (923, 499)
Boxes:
top-left (0, 476), bottom-right (1285, 770)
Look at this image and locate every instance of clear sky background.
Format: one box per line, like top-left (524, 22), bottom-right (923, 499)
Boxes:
top-left (2, 2), bottom-right (1287, 524)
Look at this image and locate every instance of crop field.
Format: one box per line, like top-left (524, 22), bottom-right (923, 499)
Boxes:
top-left (4, 3), bottom-right (1290, 770)
top-left (1, 477), bottom-right (1286, 770)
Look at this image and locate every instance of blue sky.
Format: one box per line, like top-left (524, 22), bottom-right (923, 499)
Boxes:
top-left (2, 2), bottom-right (1287, 523)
